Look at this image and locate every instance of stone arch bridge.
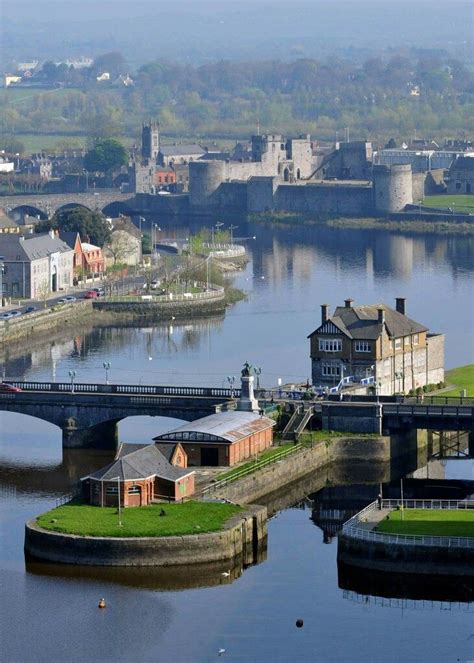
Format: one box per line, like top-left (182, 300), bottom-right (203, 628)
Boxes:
top-left (0, 381), bottom-right (239, 449)
top-left (0, 191), bottom-right (137, 220)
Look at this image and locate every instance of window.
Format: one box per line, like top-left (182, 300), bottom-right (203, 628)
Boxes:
top-left (318, 338), bottom-right (342, 352)
top-left (322, 362), bottom-right (341, 377)
top-left (404, 336), bottom-right (410, 346)
top-left (394, 338), bottom-right (402, 350)
top-left (128, 485), bottom-right (140, 494)
top-left (105, 485), bottom-right (118, 494)
top-left (455, 182), bottom-right (461, 190)
top-left (413, 334), bottom-right (419, 345)
top-left (354, 341), bottom-right (371, 353)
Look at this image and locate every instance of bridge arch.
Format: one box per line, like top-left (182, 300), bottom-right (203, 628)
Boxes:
top-left (102, 201), bottom-right (134, 217)
top-left (56, 202), bottom-right (92, 214)
top-left (10, 205), bottom-right (48, 220)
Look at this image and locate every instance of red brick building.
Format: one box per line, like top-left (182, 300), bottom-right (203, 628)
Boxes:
top-left (81, 443), bottom-right (195, 507)
top-left (154, 166), bottom-right (176, 188)
top-left (153, 411), bottom-right (275, 467)
top-left (60, 231), bottom-right (105, 279)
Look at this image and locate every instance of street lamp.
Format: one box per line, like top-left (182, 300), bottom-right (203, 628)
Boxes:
top-left (0, 255), bottom-right (4, 308)
top-left (206, 254), bottom-right (211, 291)
top-left (227, 375), bottom-right (236, 397)
top-left (152, 224), bottom-right (161, 264)
top-left (68, 369), bottom-right (77, 393)
top-left (211, 221), bottom-right (224, 245)
top-left (229, 224), bottom-right (238, 246)
top-left (103, 361), bottom-right (111, 385)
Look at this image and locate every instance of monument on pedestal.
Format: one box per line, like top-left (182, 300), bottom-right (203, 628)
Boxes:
top-left (237, 361), bottom-right (259, 412)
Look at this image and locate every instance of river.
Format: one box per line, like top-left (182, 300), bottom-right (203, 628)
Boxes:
top-left (1, 221), bottom-right (473, 662)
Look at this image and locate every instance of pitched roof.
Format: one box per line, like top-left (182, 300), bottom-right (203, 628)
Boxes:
top-left (308, 303), bottom-right (427, 340)
top-left (160, 144), bottom-right (205, 157)
top-left (0, 233), bottom-right (73, 262)
top-left (84, 444), bottom-right (193, 482)
top-left (155, 442), bottom-right (178, 462)
top-left (59, 231), bottom-right (81, 249)
top-left (154, 411), bottom-right (275, 445)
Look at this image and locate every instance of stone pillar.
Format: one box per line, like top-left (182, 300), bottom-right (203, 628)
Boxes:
top-left (62, 418), bottom-right (118, 450)
top-left (237, 373), bottom-right (259, 412)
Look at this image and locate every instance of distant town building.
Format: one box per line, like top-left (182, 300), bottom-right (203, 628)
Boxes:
top-left (308, 298), bottom-right (444, 395)
top-left (158, 144), bottom-right (206, 166)
top-left (447, 155), bottom-right (474, 194)
top-left (0, 231), bottom-right (74, 298)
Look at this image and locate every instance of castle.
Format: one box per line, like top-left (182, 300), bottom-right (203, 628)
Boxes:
top-left (134, 122), bottom-right (442, 216)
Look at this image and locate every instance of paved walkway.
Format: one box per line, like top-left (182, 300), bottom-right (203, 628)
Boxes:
top-left (356, 506), bottom-right (391, 531)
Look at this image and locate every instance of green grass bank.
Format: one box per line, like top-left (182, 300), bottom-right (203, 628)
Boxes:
top-left (423, 194), bottom-right (474, 214)
top-left (376, 509), bottom-right (474, 537)
top-left (443, 364), bottom-right (474, 397)
top-left (37, 500), bottom-right (242, 538)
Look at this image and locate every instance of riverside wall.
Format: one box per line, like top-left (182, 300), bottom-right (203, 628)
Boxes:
top-left (338, 534), bottom-right (473, 576)
top-left (210, 436), bottom-right (397, 505)
top-left (24, 505), bottom-right (266, 567)
top-left (93, 294), bottom-right (226, 319)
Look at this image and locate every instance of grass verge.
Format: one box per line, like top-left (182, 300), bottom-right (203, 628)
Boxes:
top-left (217, 443), bottom-right (295, 481)
top-left (443, 364), bottom-right (474, 397)
top-left (37, 500), bottom-right (242, 538)
top-left (423, 194), bottom-right (474, 214)
top-left (376, 508), bottom-right (474, 537)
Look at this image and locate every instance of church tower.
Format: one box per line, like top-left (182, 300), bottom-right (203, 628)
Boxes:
top-left (141, 121), bottom-right (160, 162)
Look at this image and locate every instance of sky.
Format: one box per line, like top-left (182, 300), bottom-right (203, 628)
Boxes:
top-left (2, 1), bottom-right (473, 67)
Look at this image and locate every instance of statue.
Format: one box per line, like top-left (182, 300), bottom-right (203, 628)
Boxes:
top-left (241, 361), bottom-right (253, 377)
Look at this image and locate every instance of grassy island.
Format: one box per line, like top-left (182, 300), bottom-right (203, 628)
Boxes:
top-left (37, 500), bottom-right (242, 538)
top-left (376, 509), bottom-right (474, 537)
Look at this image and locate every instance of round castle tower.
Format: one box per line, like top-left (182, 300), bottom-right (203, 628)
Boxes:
top-left (373, 164), bottom-right (413, 213)
top-left (189, 161), bottom-right (227, 207)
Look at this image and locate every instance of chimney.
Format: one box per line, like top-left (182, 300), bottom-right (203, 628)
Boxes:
top-left (344, 298), bottom-right (353, 308)
top-left (395, 297), bottom-right (406, 315)
top-left (378, 307), bottom-right (385, 325)
top-left (321, 304), bottom-right (329, 324)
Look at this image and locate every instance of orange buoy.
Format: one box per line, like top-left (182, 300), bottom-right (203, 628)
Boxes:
top-left (98, 598), bottom-right (106, 609)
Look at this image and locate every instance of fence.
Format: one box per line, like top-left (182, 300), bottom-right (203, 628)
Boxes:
top-left (102, 283), bottom-right (224, 304)
top-left (201, 442), bottom-right (307, 495)
top-left (341, 499), bottom-right (474, 548)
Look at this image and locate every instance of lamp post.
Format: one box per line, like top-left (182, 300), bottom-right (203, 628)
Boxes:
top-left (68, 369), bottom-right (77, 394)
top-left (152, 224), bottom-right (161, 264)
top-left (103, 361), bottom-right (111, 385)
top-left (211, 221), bottom-right (224, 245)
top-left (0, 255), bottom-right (4, 308)
top-left (227, 375), bottom-right (236, 398)
top-left (206, 254), bottom-right (211, 291)
top-left (229, 224), bottom-right (238, 246)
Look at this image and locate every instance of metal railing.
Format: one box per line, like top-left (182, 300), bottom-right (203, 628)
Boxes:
top-left (102, 283), bottom-right (225, 304)
top-left (383, 403), bottom-right (474, 417)
top-left (341, 499), bottom-right (474, 548)
top-left (201, 442), bottom-right (308, 495)
top-left (5, 380), bottom-right (241, 399)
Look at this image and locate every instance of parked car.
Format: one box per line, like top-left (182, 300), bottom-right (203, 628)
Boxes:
top-left (84, 290), bottom-right (98, 299)
top-left (91, 287), bottom-right (105, 296)
top-left (0, 312), bottom-right (13, 320)
top-left (0, 383), bottom-right (22, 393)
top-left (9, 310), bottom-right (22, 317)
top-left (142, 280), bottom-right (161, 290)
top-left (63, 296), bottom-right (77, 303)
top-left (24, 306), bottom-right (37, 314)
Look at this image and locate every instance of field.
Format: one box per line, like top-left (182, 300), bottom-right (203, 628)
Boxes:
top-left (376, 508), bottom-right (474, 537)
top-left (37, 500), bottom-right (242, 537)
top-left (443, 364), bottom-right (474, 397)
top-left (423, 194), bottom-right (474, 214)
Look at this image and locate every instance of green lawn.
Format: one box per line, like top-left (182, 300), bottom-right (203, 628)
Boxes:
top-left (37, 500), bottom-right (242, 538)
top-left (376, 508), bottom-right (474, 537)
top-left (443, 364), bottom-right (474, 397)
top-left (423, 194), bottom-right (474, 214)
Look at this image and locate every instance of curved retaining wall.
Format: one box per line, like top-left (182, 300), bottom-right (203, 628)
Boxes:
top-left (93, 294), bottom-right (226, 318)
top-left (24, 505), bottom-right (266, 567)
top-left (338, 533), bottom-right (473, 576)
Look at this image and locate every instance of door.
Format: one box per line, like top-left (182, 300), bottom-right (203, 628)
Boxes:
top-left (201, 447), bottom-right (219, 466)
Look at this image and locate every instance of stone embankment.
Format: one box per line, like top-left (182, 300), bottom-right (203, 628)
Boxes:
top-left (337, 500), bottom-right (474, 576)
top-left (24, 505), bottom-right (266, 567)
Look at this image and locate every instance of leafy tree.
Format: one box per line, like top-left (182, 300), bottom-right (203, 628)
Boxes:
top-left (90, 52), bottom-right (127, 78)
top-left (141, 234), bottom-right (152, 254)
top-left (1, 135), bottom-right (24, 154)
top-left (104, 231), bottom-right (135, 265)
top-left (37, 208), bottom-right (111, 247)
top-left (84, 138), bottom-right (127, 173)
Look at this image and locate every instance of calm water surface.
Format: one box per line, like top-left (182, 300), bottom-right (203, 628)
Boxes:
top-left (1, 223), bottom-right (473, 662)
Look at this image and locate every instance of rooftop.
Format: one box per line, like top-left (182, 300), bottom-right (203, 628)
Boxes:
top-left (0, 232), bottom-right (73, 262)
top-left (154, 411), bottom-right (275, 445)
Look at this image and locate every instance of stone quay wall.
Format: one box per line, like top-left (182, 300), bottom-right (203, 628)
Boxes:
top-left (0, 300), bottom-right (94, 343)
top-left (210, 437), bottom-right (392, 505)
top-left (338, 533), bottom-right (473, 576)
top-left (93, 291), bottom-right (226, 318)
top-left (24, 505), bottom-right (267, 567)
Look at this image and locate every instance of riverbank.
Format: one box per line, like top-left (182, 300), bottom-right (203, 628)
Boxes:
top-left (250, 211), bottom-right (474, 234)
top-left (443, 364), bottom-right (474, 397)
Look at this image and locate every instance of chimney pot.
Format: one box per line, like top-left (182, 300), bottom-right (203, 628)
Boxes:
top-left (344, 298), bottom-right (353, 308)
top-left (378, 307), bottom-right (385, 325)
top-left (321, 304), bottom-right (329, 324)
top-left (395, 297), bottom-right (406, 315)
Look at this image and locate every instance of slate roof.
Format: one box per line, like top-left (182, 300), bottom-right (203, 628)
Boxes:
top-left (159, 144), bottom-right (205, 157)
top-left (59, 231), bottom-right (80, 249)
top-left (0, 233), bottom-right (73, 262)
top-left (83, 444), bottom-right (193, 482)
top-left (154, 411), bottom-right (275, 445)
top-left (451, 156), bottom-right (474, 171)
top-left (308, 303), bottom-right (427, 340)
